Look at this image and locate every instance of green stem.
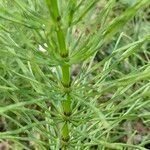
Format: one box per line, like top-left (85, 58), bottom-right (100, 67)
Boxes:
top-left (56, 16), bottom-right (71, 149)
top-left (62, 65), bottom-right (70, 87)
top-left (62, 94), bottom-right (71, 116)
top-left (57, 28), bottom-right (68, 57)
top-left (61, 65), bottom-right (71, 146)
top-left (46, 0), bottom-right (72, 148)
top-left (62, 122), bottom-right (70, 142)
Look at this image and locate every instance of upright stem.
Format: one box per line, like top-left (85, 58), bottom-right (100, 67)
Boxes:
top-left (55, 8), bottom-right (71, 149)
top-left (46, 0), bottom-right (72, 148)
top-left (61, 62), bottom-right (71, 146)
top-left (62, 65), bottom-right (70, 87)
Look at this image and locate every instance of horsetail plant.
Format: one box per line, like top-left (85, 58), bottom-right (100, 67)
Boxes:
top-left (0, 0), bottom-right (150, 149)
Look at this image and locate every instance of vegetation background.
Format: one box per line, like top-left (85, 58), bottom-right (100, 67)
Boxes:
top-left (0, 0), bottom-right (150, 150)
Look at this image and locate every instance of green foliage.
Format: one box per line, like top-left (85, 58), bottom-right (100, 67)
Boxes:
top-left (0, 0), bottom-right (150, 149)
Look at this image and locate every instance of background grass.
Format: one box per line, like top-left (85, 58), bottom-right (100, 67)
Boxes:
top-left (0, 0), bottom-right (150, 150)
